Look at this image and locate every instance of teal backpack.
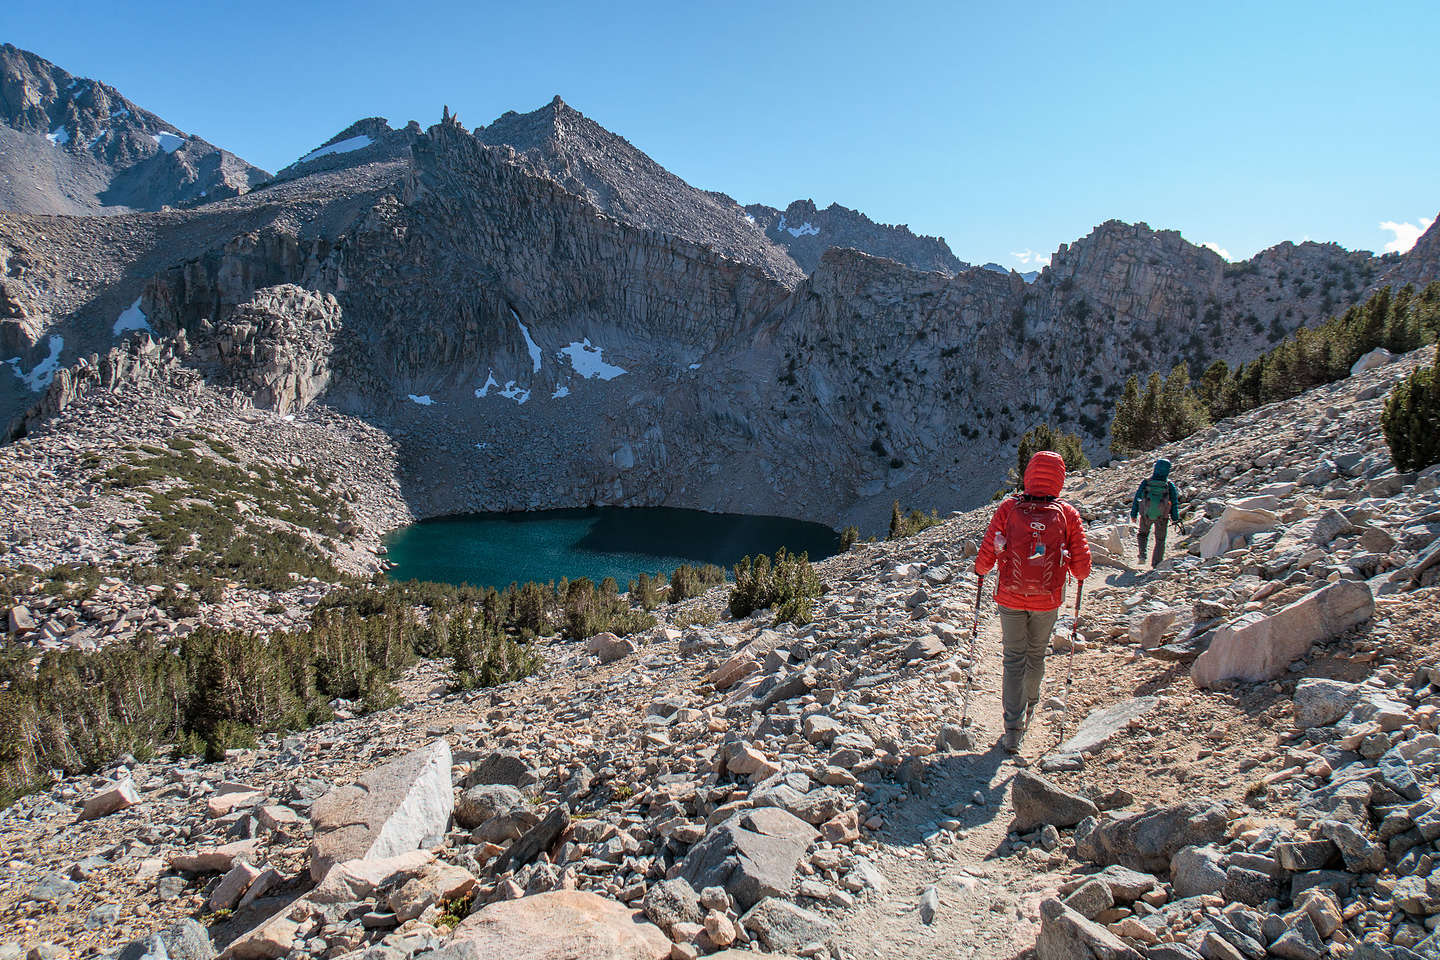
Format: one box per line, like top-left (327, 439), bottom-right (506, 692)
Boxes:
top-left (1143, 478), bottom-right (1171, 520)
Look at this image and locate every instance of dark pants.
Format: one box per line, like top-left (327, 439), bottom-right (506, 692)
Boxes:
top-left (998, 605), bottom-right (1059, 732)
top-left (1138, 515), bottom-right (1169, 567)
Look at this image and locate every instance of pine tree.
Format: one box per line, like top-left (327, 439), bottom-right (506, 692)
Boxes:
top-left (1014, 423), bottom-right (1090, 487)
top-left (1382, 358), bottom-right (1440, 471)
top-left (1109, 375), bottom-right (1143, 454)
top-left (889, 500), bottom-right (903, 540)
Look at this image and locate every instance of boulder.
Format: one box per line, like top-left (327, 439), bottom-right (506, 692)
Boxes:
top-left (739, 897), bottom-right (837, 953)
top-left (454, 784), bottom-right (526, 828)
top-left (114, 921), bottom-right (215, 960)
top-left (677, 807), bottom-right (819, 911)
top-left (1074, 799), bottom-right (1229, 872)
top-left (307, 739), bottom-right (454, 881)
top-left (1011, 769), bottom-right (1099, 832)
top-left (209, 861), bottom-right (262, 911)
top-left (1170, 844), bottom-right (1227, 899)
top-left (1293, 678), bottom-right (1363, 729)
top-left (388, 862), bottom-right (477, 922)
top-left (1036, 897), bottom-right (1143, 960)
top-left (642, 877), bottom-right (702, 934)
top-left (709, 653), bottom-right (759, 691)
top-left (78, 779), bottom-right (140, 821)
top-left (218, 902), bottom-right (307, 960)
top-left (309, 850), bottom-right (434, 904)
top-left (436, 891), bottom-right (671, 960)
top-left (1351, 347), bottom-right (1395, 375)
top-left (587, 632), bottom-right (638, 664)
top-left (1192, 581), bottom-right (1374, 687)
top-left (467, 751), bottom-right (533, 788)
top-left (1197, 506), bottom-right (1279, 559)
top-left (1062, 879), bottom-right (1114, 920)
top-left (1128, 608), bottom-right (1180, 650)
top-left (497, 802), bottom-right (571, 872)
top-left (170, 840), bottom-right (259, 874)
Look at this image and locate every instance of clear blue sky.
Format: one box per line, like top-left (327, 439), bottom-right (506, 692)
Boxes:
top-left (5, 0), bottom-right (1437, 269)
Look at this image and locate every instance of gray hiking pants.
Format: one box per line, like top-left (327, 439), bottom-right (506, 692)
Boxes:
top-left (999, 605), bottom-right (1059, 733)
top-left (1138, 515), bottom-right (1169, 567)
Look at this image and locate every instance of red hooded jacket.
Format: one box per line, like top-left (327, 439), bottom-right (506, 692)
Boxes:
top-left (975, 451), bottom-right (1092, 611)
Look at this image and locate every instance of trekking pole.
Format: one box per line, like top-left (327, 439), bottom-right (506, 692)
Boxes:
top-left (959, 573), bottom-right (984, 729)
top-left (1058, 579), bottom-right (1084, 744)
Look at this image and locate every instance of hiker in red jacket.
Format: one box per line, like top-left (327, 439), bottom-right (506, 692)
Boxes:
top-left (974, 451), bottom-right (1092, 752)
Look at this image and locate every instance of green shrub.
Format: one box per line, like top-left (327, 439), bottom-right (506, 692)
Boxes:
top-left (729, 548), bottom-right (822, 623)
top-left (1382, 359), bottom-right (1440, 471)
top-left (666, 564), bottom-right (725, 603)
top-left (1012, 423), bottom-right (1090, 488)
top-left (888, 501), bottom-right (942, 540)
top-left (839, 526), bottom-right (859, 551)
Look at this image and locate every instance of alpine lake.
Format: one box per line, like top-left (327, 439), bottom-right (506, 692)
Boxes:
top-left (381, 507), bottom-right (842, 591)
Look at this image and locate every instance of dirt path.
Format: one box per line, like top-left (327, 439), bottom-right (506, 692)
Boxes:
top-left (836, 569), bottom-right (1110, 960)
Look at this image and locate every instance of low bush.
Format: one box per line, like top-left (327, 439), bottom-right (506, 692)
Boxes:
top-left (888, 501), bottom-right (942, 540)
top-left (666, 564), bottom-right (726, 603)
top-left (1382, 357), bottom-right (1440, 471)
top-left (729, 548), bottom-right (823, 624)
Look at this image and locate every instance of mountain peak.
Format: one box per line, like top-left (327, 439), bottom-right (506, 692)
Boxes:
top-left (0, 43), bottom-right (268, 214)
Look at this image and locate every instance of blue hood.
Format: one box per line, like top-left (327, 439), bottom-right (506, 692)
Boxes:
top-left (1152, 458), bottom-right (1172, 480)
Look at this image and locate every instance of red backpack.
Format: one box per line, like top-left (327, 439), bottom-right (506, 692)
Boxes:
top-left (999, 496), bottom-right (1069, 600)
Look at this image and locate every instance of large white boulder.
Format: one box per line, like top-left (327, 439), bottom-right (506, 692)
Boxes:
top-left (1197, 505), bottom-right (1279, 559)
top-left (440, 890), bottom-right (672, 960)
top-left (1350, 347), bottom-right (1395, 376)
top-left (1192, 581), bottom-right (1374, 687)
top-left (308, 739), bottom-right (454, 881)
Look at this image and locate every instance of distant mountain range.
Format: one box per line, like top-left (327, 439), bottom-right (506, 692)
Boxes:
top-left (2, 42), bottom-right (1436, 526)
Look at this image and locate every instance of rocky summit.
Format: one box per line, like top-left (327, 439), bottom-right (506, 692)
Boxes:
top-left (0, 44), bottom-right (269, 215)
top-left (2, 34), bottom-right (1440, 960)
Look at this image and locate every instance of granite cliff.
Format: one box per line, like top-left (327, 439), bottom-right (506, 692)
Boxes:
top-left (2, 93), bottom-right (1436, 528)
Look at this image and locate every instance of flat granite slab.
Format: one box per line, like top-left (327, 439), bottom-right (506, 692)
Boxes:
top-left (1052, 696), bottom-right (1159, 757)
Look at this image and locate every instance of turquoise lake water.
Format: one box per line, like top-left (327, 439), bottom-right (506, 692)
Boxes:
top-left (382, 507), bottom-right (841, 590)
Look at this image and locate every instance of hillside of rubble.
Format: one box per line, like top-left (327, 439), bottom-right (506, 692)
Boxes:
top-left (2, 339), bottom-right (1437, 960)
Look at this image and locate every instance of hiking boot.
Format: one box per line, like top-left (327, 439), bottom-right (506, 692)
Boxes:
top-left (1001, 729), bottom-right (1022, 753)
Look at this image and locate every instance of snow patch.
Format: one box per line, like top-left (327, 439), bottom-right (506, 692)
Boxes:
top-left (688, 362), bottom-right (702, 370)
top-left (6, 336), bottom-right (65, 391)
top-left (776, 214), bottom-right (819, 238)
top-left (475, 370), bottom-right (528, 403)
top-left (110, 108), bottom-right (130, 119)
top-left (46, 126), bottom-right (69, 146)
top-left (297, 135), bottom-right (374, 165)
top-left (407, 394), bottom-right (435, 406)
top-left (113, 298), bottom-right (152, 336)
top-left (474, 442), bottom-right (488, 450)
top-left (558, 339), bottom-right (627, 380)
top-left (551, 385), bottom-right (570, 399)
top-left (512, 309), bottom-right (542, 373)
top-left (498, 381), bottom-right (529, 403)
top-left (151, 132), bottom-right (185, 153)
top-left (475, 371), bottom-right (500, 398)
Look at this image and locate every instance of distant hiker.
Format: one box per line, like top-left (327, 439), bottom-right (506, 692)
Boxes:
top-left (1131, 458), bottom-right (1182, 568)
top-left (974, 451), bottom-right (1092, 753)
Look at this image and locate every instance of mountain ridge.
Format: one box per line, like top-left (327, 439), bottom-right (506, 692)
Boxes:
top-left (0, 43), bottom-right (269, 214)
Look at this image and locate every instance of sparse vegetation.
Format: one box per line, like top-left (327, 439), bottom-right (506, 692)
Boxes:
top-left (1010, 423), bottom-right (1090, 489)
top-left (1111, 284), bottom-right (1440, 455)
top-left (729, 548), bottom-right (823, 625)
top-left (887, 501), bottom-right (942, 540)
top-left (0, 580), bottom-right (544, 805)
